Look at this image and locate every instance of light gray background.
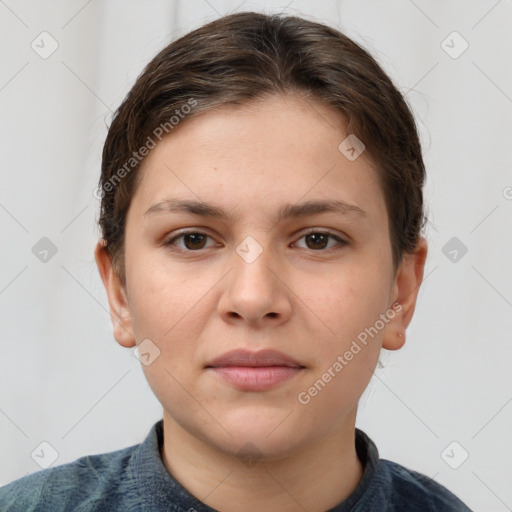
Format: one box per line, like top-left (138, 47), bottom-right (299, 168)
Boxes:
top-left (1, 1), bottom-right (511, 510)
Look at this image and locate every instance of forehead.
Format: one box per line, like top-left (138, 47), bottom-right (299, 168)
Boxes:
top-left (129, 94), bottom-right (387, 227)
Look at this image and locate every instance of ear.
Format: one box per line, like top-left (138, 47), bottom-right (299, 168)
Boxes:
top-left (94, 239), bottom-right (136, 348)
top-left (382, 236), bottom-right (428, 350)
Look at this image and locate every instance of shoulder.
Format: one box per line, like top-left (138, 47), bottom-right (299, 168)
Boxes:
top-left (0, 443), bottom-right (139, 512)
top-left (381, 459), bottom-right (472, 511)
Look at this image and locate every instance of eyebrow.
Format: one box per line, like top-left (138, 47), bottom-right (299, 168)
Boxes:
top-left (144, 197), bottom-right (367, 223)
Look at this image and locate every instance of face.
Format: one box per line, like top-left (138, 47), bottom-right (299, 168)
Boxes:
top-left (96, 94), bottom-right (427, 460)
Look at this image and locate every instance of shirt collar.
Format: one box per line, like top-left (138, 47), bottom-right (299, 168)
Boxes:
top-left (132, 419), bottom-right (214, 511)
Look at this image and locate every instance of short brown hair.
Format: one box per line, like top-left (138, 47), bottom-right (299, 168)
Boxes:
top-left (98, 11), bottom-right (426, 282)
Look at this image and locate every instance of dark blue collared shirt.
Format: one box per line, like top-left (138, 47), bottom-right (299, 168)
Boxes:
top-left (0, 419), bottom-right (472, 511)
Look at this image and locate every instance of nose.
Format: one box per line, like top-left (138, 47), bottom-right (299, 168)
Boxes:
top-left (217, 243), bottom-right (293, 328)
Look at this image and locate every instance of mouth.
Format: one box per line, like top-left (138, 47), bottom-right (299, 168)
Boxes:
top-left (205, 349), bottom-right (305, 391)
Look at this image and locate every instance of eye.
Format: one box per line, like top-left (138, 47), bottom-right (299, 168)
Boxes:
top-left (165, 231), bottom-right (216, 251)
top-left (165, 229), bottom-right (348, 253)
top-left (293, 230), bottom-right (348, 251)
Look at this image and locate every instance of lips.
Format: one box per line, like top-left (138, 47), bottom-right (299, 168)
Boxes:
top-left (205, 349), bottom-right (305, 391)
top-left (205, 349), bottom-right (304, 369)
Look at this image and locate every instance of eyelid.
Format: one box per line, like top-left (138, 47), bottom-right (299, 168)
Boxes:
top-left (299, 227), bottom-right (346, 238)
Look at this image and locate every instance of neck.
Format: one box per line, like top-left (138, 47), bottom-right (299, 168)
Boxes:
top-left (160, 411), bottom-right (364, 512)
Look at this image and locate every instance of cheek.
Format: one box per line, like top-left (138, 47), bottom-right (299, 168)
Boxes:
top-left (295, 274), bottom-right (386, 419)
top-left (295, 265), bottom-right (390, 399)
top-left (304, 264), bottom-right (391, 346)
top-left (126, 254), bottom-right (201, 340)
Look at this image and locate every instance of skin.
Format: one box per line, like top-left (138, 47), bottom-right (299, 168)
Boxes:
top-left (95, 93), bottom-right (427, 512)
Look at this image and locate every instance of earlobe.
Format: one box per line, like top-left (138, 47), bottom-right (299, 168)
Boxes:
top-left (382, 237), bottom-right (428, 351)
top-left (94, 240), bottom-right (136, 348)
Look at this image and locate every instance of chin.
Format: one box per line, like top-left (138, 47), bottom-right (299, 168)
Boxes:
top-left (219, 432), bottom-right (304, 463)
top-left (207, 407), bottom-right (308, 460)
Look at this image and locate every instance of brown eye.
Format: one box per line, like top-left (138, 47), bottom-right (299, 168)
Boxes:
top-left (305, 233), bottom-right (329, 250)
top-left (294, 231), bottom-right (347, 251)
top-left (182, 233), bottom-right (208, 250)
top-left (166, 231), bottom-right (214, 251)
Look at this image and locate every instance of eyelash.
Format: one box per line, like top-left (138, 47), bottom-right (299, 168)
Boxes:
top-left (164, 229), bottom-right (349, 253)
